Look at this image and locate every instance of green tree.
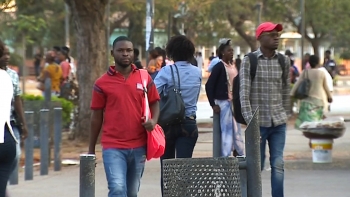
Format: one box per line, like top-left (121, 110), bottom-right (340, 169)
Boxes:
top-left (0, 0), bottom-right (74, 56)
top-left (64, 0), bottom-right (108, 141)
top-left (152, 0), bottom-right (235, 44)
top-left (264, 0), bottom-right (350, 56)
top-left (114, 2), bottom-right (145, 47)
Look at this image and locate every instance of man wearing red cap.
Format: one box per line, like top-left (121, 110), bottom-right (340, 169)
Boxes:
top-left (239, 22), bottom-right (290, 197)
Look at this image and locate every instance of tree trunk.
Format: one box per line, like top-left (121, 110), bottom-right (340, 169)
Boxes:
top-left (171, 17), bottom-right (182, 36)
top-left (310, 39), bottom-right (320, 57)
top-left (226, 13), bottom-right (257, 51)
top-left (127, 11), bottom-right (145, 47)
top-left (64, 0), bottom-right (108, 142)
top-left (234, 25), bottom-right (257, 51)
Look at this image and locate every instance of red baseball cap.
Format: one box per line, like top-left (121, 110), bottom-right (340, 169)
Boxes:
top-left (256, 22), bottom-right (283, 39)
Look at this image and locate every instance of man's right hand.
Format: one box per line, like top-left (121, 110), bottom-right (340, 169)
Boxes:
top-left (212, 105), bottom-right (220, 114)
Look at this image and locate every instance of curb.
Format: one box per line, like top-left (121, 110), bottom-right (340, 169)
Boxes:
top-left (198, 128), bottom-right (212, 133)
top-left (197, 118), bottom-right (212, 124)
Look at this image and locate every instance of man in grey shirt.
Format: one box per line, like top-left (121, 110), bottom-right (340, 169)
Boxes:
top-left (239, 22), bottom-right (290, 197)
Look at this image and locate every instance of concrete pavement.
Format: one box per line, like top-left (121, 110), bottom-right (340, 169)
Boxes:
top-left (9, 80), bottom-right (350, 196)
top-left (7, 161), bottom-right (350, 197)
top-left (8, 122), bottom-right (350, 197)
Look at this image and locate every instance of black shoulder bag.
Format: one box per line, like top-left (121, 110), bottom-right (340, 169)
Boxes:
top-left (158, 65), bottom-right (186, 126)
top-left (294, 70), bottom-right (311, 99)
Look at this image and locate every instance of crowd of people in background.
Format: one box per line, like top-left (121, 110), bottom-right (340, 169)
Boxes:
top-left (0, 18), bottom-right (342, 196)
top-left (34, 46), bottom-right (77, 100)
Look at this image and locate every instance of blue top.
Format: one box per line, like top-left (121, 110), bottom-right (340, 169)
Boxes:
top-left (154, 61), bottom-right (202, 117)
top-left (207, 57), bottom-right (221, 72)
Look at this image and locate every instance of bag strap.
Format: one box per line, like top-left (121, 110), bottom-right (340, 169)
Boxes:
top-left (139, 69), bottom-right (150, 121)
top-left (246, 53), bottom-right (258, 81)
top-left (247, 52), bottom-right (287, 86)
top-left (170, 64), bottom-right (181, 93)
top-left (277, 53), bottom-right (287, 86)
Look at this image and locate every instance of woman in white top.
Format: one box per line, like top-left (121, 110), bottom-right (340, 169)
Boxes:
top-left (0, 42), bottom-right (17, 197)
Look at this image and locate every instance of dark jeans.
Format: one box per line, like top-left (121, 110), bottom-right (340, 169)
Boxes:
top-left (160, 118), bottom-right (198, 196)
top-left (0, 125), bottom-right (16, 197)
top-left (34, 64), bottom-right (41, 77)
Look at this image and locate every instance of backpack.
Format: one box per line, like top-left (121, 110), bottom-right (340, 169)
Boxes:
top-left (233, 52), bottom-right (287, 125)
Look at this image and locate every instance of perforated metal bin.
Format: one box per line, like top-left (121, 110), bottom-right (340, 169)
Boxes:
top-left (162, 157), bottom-right (242, 197)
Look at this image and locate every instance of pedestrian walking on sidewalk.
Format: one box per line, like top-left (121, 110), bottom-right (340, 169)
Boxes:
top-left (239, 22), bottom-right (291, 197)
top-left (0, 40), bottom-right (18, 197)
top-left (88, 36), bottom-right (160, 197)
top-left (291, 55), bottom-right (333, 129)
top-left (154, 35), bottom-right (202, 196)
top-left (205, 38), bottom-right (244, 157)
top-left (2, 45), bottom-right (28, 197)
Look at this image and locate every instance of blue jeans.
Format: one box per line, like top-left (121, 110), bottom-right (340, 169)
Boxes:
top-left (260, 123), bottom-right (286, 197)
top-left (160, 118), bottom-right (198, 196)
top-left (102, 146), bottom-right (146, 197)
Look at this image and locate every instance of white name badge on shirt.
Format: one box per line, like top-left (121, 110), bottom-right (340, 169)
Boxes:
top-left (136, 83), bottom-right (143, 90)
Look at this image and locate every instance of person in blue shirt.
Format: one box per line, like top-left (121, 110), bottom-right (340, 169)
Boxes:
top-left (154, 35), bottom-right (202, 196)
top-left (207, 49), bottom-right (220, 73)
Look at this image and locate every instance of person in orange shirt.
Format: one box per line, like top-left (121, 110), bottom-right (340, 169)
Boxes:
top-left (57, 49), bottom-right (71, 82)
top-left (147, 49), bottom-right (162, 79)
top-left (38, 51), bottom-right (63, 96)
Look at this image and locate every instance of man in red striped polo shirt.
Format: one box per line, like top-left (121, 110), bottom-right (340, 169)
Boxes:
top-left (88, 36), bottom-right (160, 197)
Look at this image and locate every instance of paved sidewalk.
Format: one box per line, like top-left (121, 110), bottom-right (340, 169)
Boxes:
top-left (7, 160), bottom-right (350, 197)
top-left (8, 123), bottom-right (350, 197)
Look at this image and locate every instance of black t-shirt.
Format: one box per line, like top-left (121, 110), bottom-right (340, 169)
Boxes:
top-left (34, 53), bottom-right (42, 66)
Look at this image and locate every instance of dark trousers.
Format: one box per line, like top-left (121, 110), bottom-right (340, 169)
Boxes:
top-left (0, 125), bottom-right (16, 197)
top-left (160, 118), bottom-right (198, 196)
top-left (34, 64), bottom-right (41, 77)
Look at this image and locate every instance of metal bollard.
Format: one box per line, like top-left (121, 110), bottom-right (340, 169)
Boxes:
top-left (54, 107), bottom-right (62, 171)
top-left (212, 112), bottom-right (221, 157)
top-left (80, 154), bottom-right (96, 197)
top-left (40, 109), bottom-right (50, 176)
top-left (24, 111), bottom-right (35, 180)
top-left (245, 108), bottom-right (262, 197)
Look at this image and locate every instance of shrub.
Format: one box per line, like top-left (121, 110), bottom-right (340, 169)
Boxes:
top-left (21, 94), bottom-right (74, 125)
top-left (9, 53), bottom-right (23, 67)
top-left (340, 51), bottom-right (350, 60)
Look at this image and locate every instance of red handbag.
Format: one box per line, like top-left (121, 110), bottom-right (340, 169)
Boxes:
top-left (140, 69), bottom-right (165, 161)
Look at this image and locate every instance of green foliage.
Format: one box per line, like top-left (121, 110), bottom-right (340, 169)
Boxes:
top-left (1, 12), bottom-right (47, 45)
top-left (264, 0), bottom-right (350, 52)
top-left (0, 0), bottom-right (74, 56)
top-left (340, 51), bottom-right (350, 60)
top-left (52, 96), bottom-right (74, 125)
top-left (9, 52), bottom-right (23, 66)
top-left (21, 94), bottom-right (44, 101)
top-left (21, 94), bottom-right (74, 125)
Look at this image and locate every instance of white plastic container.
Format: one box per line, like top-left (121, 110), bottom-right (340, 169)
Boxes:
top-left (311, 139), bottom-right (333, 163)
